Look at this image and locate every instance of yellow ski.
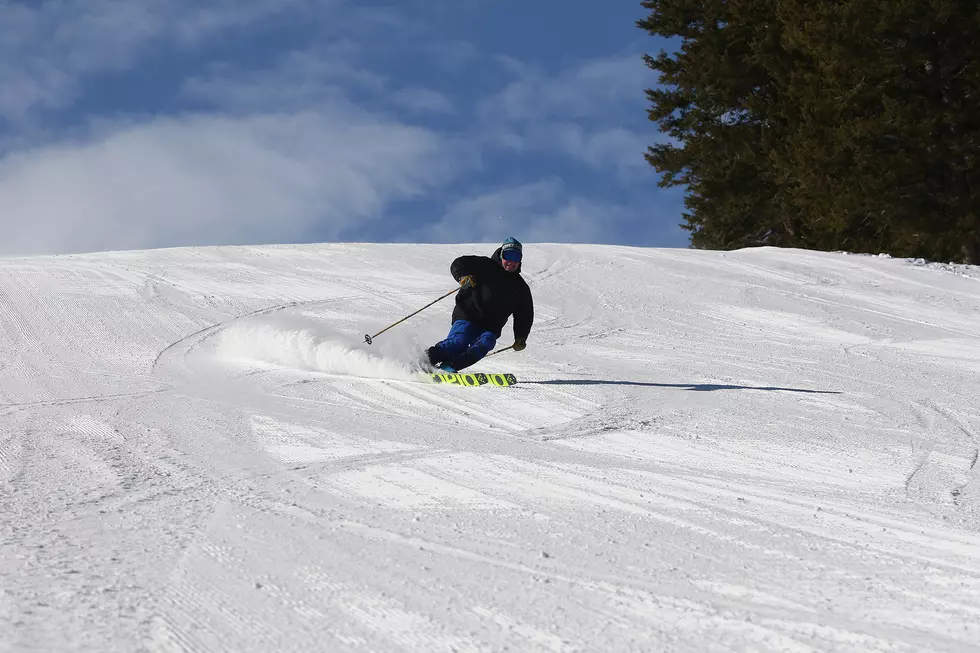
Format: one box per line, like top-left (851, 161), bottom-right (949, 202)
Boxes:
top-left (428, 372), bottom-right (517, 387)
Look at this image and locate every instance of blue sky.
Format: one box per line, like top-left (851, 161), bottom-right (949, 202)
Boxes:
top-left (0, 0), bottom-right (683, 256)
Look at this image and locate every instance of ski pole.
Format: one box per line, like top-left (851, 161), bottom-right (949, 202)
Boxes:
top-left (486, 344), bottom-right (515, 357)
top-left (364, 287), bottom-right (459, 345)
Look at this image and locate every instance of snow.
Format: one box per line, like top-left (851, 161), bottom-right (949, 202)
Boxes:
top-left (1, 242), bottom-right (979, 652)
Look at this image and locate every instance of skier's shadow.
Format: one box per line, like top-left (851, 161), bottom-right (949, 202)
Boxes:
top-left (525, 379), bottom-right (840, 394)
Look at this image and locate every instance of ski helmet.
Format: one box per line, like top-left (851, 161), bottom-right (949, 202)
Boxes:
top-left (500, 237), bottom-right (523, 262)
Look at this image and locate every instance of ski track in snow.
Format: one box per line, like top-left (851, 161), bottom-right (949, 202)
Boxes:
top-left (2, 244), bottom-right (980, 652)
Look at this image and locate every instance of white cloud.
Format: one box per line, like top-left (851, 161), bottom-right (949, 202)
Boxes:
top-left (0, 5), bottom-right (475, 256)
top-left (482, 55), bottom-right (648, 123)
top-left (422, 178), bottom-right (628, 244)
top-left (0, 0), bottom-right (332, 121)
top-left (0, 2), bottom-right (668, 255)
top-left (168, 0), bottom-right (320, 46)
top-left (547, 125), bottom-right (645, 171)
top-left (472, 55), bottom-right (654, 180)
top-left (180, 47), bottom-right (385, 113)
top-left (489, 123), bottom-right (650, 180)
top-left (392, 88), bottom-right (455, 115)
top-left (0, 109), bottom-right (456, 255)
top-left (182, 46), bottom-right (454, 117)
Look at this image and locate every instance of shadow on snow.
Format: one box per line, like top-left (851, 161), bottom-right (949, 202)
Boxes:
top-left (525, 379), bottom-right (840, 394)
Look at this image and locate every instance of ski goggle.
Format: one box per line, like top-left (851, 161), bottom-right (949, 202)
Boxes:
top-left (502, 249), bottom-right (522, 262)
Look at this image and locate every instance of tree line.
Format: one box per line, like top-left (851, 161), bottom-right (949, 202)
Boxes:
top-left (638, 0), bottom-right (979, 263)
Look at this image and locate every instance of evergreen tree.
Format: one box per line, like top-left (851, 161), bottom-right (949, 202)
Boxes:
top-left (637, 0), bottom-right (793, 249)
top-left (639, 0), bottom-right (980, 262)
top-left (776, 0), bottom-right (980, 261)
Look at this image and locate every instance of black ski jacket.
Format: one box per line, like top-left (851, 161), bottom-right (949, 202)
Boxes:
top-left (449, 247), bottom-right (534, 340)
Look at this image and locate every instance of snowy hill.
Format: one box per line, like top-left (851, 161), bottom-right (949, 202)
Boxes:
top-left (2, 243), bottom-right (979, 652)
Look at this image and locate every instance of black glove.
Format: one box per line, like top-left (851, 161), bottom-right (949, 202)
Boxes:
top-left (459, 275), bottom-right (475, 289)
top-left (512, 339), bottom-right (526, 352)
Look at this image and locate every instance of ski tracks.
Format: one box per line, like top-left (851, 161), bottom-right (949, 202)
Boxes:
top-left (904, 401), bottom-right (980, 519)
top-left (8, 246), bottom-right (980, 652)
top-left (0, 426), bottom-right (19, 486)
top-left (0, 408), bottom-right (226, 651)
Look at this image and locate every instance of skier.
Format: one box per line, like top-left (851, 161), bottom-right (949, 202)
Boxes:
top-left (426, 237), bottom-right (533, 372)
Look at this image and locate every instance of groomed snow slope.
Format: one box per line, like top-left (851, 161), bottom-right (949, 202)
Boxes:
top-left (2, 243), bottom-right (979, 653)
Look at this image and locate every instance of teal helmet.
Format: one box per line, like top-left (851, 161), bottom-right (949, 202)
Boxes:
top-left (500, 237), bottom-right (522, 262)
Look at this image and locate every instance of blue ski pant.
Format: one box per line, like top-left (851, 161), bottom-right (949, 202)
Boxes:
top-left (430, 320), bottom-right (497, 370)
